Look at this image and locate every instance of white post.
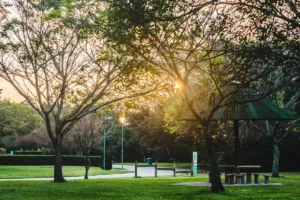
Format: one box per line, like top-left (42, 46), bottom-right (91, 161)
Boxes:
top-left (193, 152), bottom-right (198, 174)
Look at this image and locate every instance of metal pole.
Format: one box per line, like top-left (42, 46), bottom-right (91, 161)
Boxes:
top-left (103, 118), bottom-right (106, 171)
top-left (121, 124), bottom-right (124, 169)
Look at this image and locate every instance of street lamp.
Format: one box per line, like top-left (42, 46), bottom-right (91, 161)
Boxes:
top-left (119, 117), bottom-right (125, 169)
top-left (103, 116), bottom-right (112, 172)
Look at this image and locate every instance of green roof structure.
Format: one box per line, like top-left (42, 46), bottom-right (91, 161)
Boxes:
top-left (179, 99), bottom-right (295, 121)
top-left (178, 97), bottom-right (295, 171)
top-left (212, 99), bottom-right (295, 120)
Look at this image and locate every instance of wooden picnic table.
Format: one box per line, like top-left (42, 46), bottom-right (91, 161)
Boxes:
top-left (237, 165), bottom-right (261, 184)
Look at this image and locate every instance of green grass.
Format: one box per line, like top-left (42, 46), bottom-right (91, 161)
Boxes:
top-left (0, 173), bottom-right (300, 199)
top-left (0, 166), bottom-right (128, 179)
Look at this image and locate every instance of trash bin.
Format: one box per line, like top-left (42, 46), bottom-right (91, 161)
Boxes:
top-left (146, 157), bottom-right (152, 166)
top-left (101, 155), bottom-right (112, 170)
top-left (106, 156), bottom-right (112, 170)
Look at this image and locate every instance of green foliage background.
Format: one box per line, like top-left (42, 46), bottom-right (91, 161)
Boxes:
top-left (0, 102), bottom-right (42, 137)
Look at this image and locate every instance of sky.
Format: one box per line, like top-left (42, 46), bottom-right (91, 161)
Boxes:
top-left (0, 78), bottom-right (24, 102)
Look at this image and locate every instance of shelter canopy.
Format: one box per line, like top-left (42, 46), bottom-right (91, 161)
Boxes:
top-left (179, 99), bottom-right (295, 121)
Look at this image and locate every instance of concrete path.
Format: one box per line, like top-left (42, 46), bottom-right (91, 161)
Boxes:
top-left (0, 164), bottom-right (180, 181)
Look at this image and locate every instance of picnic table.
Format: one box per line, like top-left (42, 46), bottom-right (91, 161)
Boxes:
top-left (237, 165), bottom-right (261, 184)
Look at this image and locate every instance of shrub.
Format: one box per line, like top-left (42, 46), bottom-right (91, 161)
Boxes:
top-left (41, 148), bottom-right (54, 155)
top-left (15, 151), bottom-right (43, 155)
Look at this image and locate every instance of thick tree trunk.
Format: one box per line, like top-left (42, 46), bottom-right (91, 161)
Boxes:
top-left (272, 142), bottom-right (280, 177)
top-left (85, 152), bottom-right (91, 179)
top-left (204, 126), bottom-right (225, 193)
top-left (234, 120), bottom-right (240, 174)
top-left (54, 134), bottom-right (65, 182)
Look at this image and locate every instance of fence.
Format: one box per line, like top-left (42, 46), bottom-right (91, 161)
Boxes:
top-left (134, 161), bottom-right (193, 178)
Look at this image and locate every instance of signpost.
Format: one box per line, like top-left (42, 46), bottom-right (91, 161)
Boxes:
top-left (193, 152), bottom-right (198, 174)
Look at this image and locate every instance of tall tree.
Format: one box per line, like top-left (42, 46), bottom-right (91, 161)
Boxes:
top-left (102, 1), bottom-right (291, 192)
top-left (0, 0), bottom-right (159, 182)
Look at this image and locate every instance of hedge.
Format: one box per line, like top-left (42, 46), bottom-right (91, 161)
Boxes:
top-left (14, 151), bottom-right (44, 155)
top-left (0, 155), bottom-right (102, 166)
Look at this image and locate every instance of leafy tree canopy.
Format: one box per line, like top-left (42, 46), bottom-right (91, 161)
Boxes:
top-left (0, 101), bottom-right (42, 137)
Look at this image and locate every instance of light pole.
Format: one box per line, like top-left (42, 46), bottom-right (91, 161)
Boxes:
top-left (103, 116), bottom-right (112, 172)
top-left (119, 117), bottom-right (125, 169)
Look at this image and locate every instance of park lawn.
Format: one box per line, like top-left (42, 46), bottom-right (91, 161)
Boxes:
top-left (0, 173), bottom-right (300, 200)
top-left (0, 166), bottom-right (128, 179)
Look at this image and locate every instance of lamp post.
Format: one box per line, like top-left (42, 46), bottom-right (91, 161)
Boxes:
top-left (119, 117), bottom-right (125, 169)
top-left (103, 116), bottom-right (112, 172)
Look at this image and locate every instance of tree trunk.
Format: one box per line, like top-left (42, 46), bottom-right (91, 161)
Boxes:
top-left (204, 126), bottom-right (225, 193)
top-left (141, 152), bottom-right (145, 163)
top-left (54, 134), bottom-right (65, 182)
top-left (85, 152), bottom-right (91, 179)
top-left (272, 142), bottom-right (280, 177)
top-left (234, 120), bottom-right (240, 174)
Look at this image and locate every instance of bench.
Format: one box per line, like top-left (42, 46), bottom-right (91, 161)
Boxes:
top-left (263, 174), bottom-right (271, 184)
top-left (253, 173), bottom-right (260, 183)
top-left (226, 174), bottom-right (235, 184)
top-left (235, 173), bottom-right (245, 184)
top-left (253, 173), bottom-right (271, 184)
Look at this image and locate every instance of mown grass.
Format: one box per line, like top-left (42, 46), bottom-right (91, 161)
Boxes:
top-left (0, 173), bottom-right (299, 199)
top-left (0, 166), bottom-right (128, 179)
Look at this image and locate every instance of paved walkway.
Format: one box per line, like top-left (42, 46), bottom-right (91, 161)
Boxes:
top-left (0, 164), bottom-right (179, 181)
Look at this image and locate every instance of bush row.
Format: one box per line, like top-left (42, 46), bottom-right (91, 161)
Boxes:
top-left (0, 155), bottom-right (102, 166)
top-left (14, 151), bottom-right (44, 155)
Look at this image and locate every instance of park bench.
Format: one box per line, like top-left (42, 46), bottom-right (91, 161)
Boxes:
top-left (235, 173), bottom-right (245, 184)
top-left (253, 173), bottom-right (271, 184)
top-left (226, 173), bottom-right (235, 184)
top-left (263, 174), bottom-right (271, 183)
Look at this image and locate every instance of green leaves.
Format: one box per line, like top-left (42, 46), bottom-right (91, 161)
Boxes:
top-left (102, 0), bottom-right (177, 45)
top-left (0, 102), bottom-right (42, 137)
top-left (43, 9), bottom-right (62, 20)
